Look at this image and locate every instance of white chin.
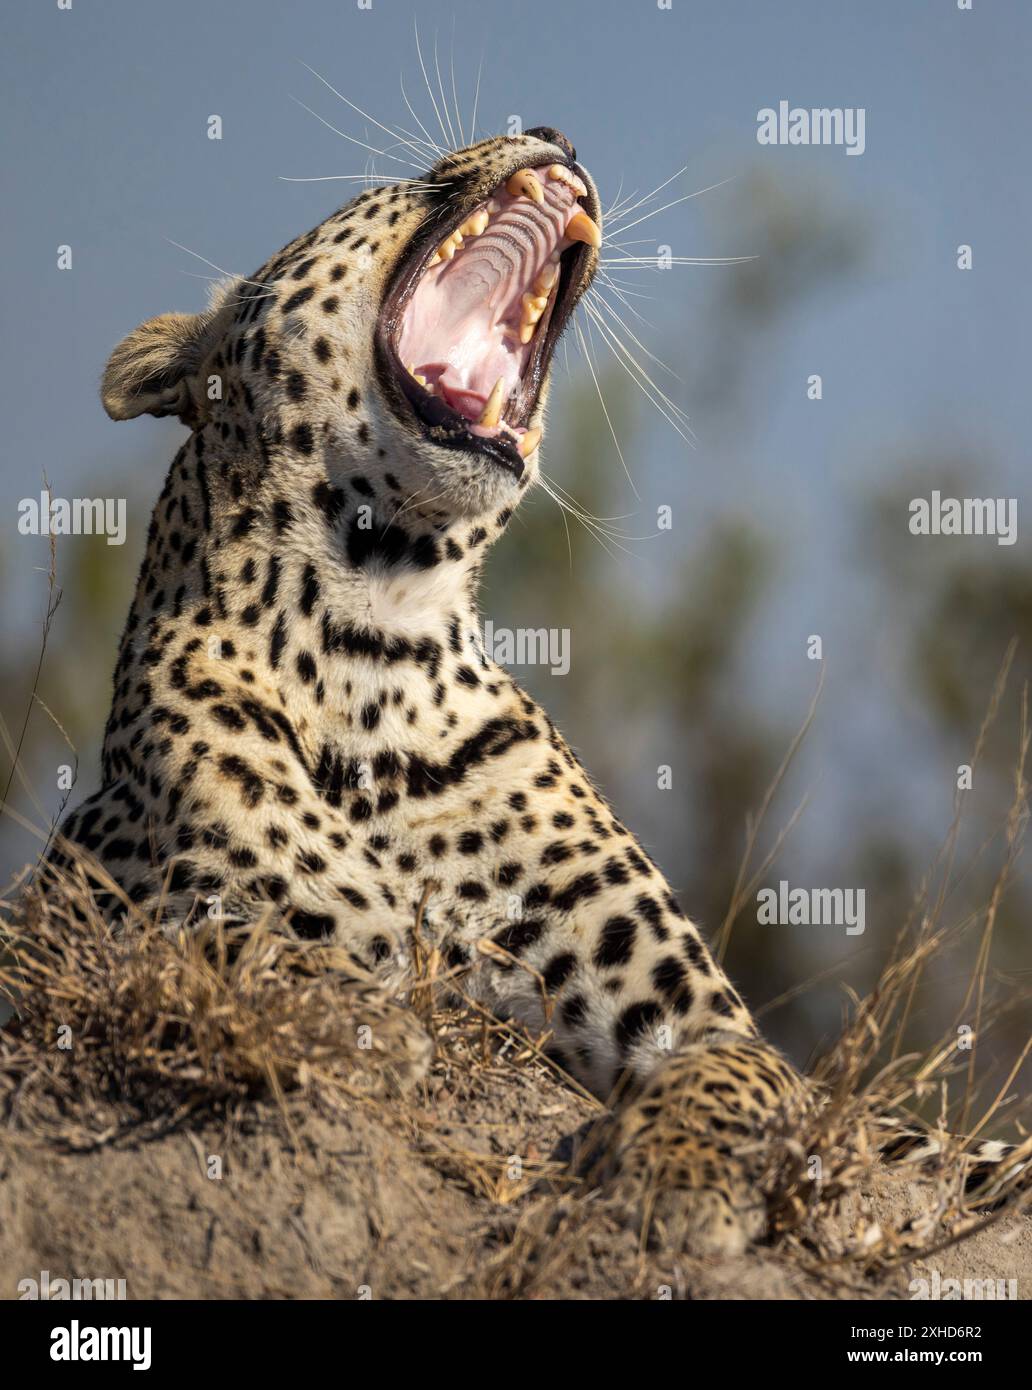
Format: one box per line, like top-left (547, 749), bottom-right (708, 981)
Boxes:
top-left (433, 450), bottom-right (528, 516)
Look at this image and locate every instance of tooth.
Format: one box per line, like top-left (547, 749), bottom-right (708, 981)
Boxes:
top-left (438, 229), bottom-right (463, 261)
top-left (565, 210), bottom-right (602, 250)
top-left (548, 164), bottom-right (588, 197)
top-left (533, 264), bottom-right (559, 295)
top-left (518, 428), bottom-right (542, 458)
top-left (506, 168), bottom-right (545, 205)
top-left (518, 286), bottom-right (550, 345)
top-left (461, 209), bottom-right (489, 237)
top-left (478, 377), bottom-right (505, 428)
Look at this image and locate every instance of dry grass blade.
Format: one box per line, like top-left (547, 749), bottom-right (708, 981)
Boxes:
top-left (0, 852), bottom-right (430, 1149)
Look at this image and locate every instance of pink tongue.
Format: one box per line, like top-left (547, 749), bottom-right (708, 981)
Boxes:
top-left (397, 171), bottom-right (579, 426)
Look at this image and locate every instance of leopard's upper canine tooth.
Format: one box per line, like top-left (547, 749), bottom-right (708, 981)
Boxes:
top-left (518, 427), bottom-right (542, 458)
top-left (478, 377), bottom-right (506, 428)
top-left (565, 210), bottom-right (602, 250)
top-left (506, 168), bottom-right (545, 204)
top-left (461, 209), bottom-right (490, 237)
top-left (548, 164), bottom-right (588, 197)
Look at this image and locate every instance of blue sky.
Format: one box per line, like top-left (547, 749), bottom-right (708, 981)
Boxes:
top-left (2, 0), bottom-right (1028, 514)
top-left (2, 0), bottom-right (1030, 894)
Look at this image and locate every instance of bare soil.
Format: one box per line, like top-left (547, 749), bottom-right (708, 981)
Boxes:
top-left (2, 870), bottom-right (1028, 1301)
top-left (2, 1029), bottom-right (1029, 1301)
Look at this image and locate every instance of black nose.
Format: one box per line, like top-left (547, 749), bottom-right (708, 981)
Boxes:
top-left (525, 126), bottom-right (576, 161)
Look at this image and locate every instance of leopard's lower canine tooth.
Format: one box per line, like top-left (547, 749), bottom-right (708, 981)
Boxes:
top-left (518, 427), bottom-right (542, 458)
top-left (565, 210), bottom-right (602, 249)
top-left (506, 168), bottom-right (545, 204)
top-left (478, 377), bottom-right (505, 428)
top-left (548, 164), bottom-right (588, 197)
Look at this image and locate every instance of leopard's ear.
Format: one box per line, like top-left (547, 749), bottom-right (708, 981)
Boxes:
top-left (101, 280), bottom-right (240, 424)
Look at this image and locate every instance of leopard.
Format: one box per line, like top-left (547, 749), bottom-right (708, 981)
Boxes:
top-left (52, 126), bottom-right (1025, 1254)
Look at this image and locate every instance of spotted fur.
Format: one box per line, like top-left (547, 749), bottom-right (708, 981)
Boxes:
top-left (55, 129), bottom-right (1026, 1252)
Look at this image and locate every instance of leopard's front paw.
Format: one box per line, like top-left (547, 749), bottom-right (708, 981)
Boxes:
top-left (598, 1125), bottom-right (766, 1255)
top-left (590, 1037), bottom-right (809, 1255)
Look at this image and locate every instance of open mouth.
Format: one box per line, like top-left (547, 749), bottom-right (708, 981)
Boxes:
top-left (376, 161), bottom-right (601, 477)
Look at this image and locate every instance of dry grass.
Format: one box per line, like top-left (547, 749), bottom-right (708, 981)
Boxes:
top-left (3, 807), bottom-right (1027, 1296)
top-left (720, 655), bottom-right (1032, 1283)
top-left (0, 851), bottom-right (431, 1152)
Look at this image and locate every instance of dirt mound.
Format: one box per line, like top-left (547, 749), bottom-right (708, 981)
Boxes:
top-left (3, 1058), bottom-right (1030, 1301)
top-left (1, 862), bottom-right (1029, 1300)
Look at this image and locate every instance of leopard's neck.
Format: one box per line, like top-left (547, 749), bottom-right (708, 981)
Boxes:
top-left (105, 429), bottom-right (523, 783)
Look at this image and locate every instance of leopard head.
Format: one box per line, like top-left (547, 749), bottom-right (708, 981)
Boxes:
top-left (101, 128), bottom-right (601, 559)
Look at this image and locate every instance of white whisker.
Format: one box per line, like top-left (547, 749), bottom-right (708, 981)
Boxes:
top-left (449, 17), bottom-right (465, 147)
top-left (469, 49), bottom-right (484, 143)
top-left (544, 473), bottom-right (576, 572)
top-left (583, 296), bottom-right (691, 427)
top-left (298, 60), bottom-right (438, 163)
top-left (581, 298), bottom-right (695, 446)
top-left (386, 483), bottom-right (452, 531)
top-left (588, 285), bottom-right (678, 381)
top-left (595, 272), bottom-right (656, 319)
top-left (414, 20), bottom-right (452, 149)
top-left (290, 96), bottom-right (424, 171)
top-left (399, 70), bottom-right (447, 162)
top-left (605, 165), bottom-right (690, 224)
top-left (604, 180), bottom-right (735, 238)
top-left (278, 174), bottom-right (436, 188)
top-left (165, 240), bottom-right (268, 292)
top-left (604, 173), bottom-right (627, 221)
top-left (537, 477), bottom-right (620, 560)
top-left (540, 471), bottom-right (639, 529)
top-left (175, 272), bottom-right (276, 308)
top-left (603, 236), bottom-right (674, 247)
top-left (432, 29), bottom-right (459, 149)
top-left (574, 320), bottom-right (640, 500)
top-left (601, 255), bottom-right (755, 267)
top-left (537, 475), bottom-right (644, 560)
